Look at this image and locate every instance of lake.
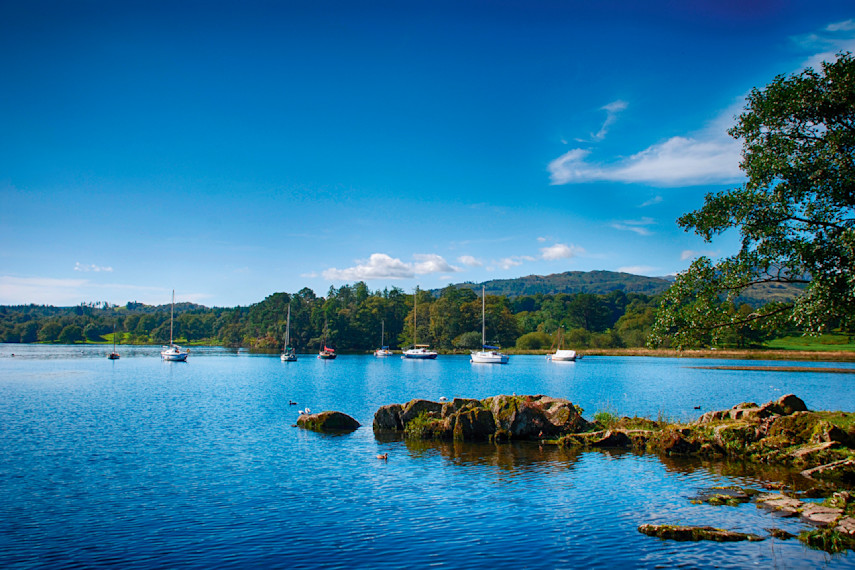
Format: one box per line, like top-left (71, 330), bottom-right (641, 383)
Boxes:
top-left (2, 344), bottom-right (854, 568)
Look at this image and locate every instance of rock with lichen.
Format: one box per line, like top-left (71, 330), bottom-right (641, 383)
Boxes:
top-left (297, 411), bottom-right (360, 432)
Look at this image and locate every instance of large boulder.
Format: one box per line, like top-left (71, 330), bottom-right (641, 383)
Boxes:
top-left (297, 411), bottom-right (360, 432)
top-left (373, 404), bottom-right (404, 431)
top-left (373, 394), bottom-right (589, 442)
top-left (401, 399), bottom-right (443, 425)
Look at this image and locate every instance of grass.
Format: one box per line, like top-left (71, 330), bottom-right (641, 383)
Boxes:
top-left (765, 334), bottom-right (855, 351)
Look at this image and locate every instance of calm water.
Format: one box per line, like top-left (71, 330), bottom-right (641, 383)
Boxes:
top-left (2, 344), bottom-right (854, 569)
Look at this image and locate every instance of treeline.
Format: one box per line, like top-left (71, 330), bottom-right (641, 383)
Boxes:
top-left (0, 283), bottom-right (666, 351)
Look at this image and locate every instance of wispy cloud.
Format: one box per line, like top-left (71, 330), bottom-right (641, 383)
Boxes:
top-left (74, 262), bottom-right (113, 273)
top-left (457, 255), bottom-right (483, 267)
top-left (493, 256), bottom-right (536, 270)
top-left (0, 276), bottom-right (183, 305)
top-left (639, 195), bottom-right (663, 207)
top-left (540, 243), bottom-right (585, 260)
top-left (793, 20), bottom-right (855, 70)
top-left (549, 126), bottom-right (743, 187)
top-left (617, 265), bottom-right (658, 275)
top-left (593, 99), bottom-right (628, 141)
top-left (611, 217), bottom-right (656, 236)
top-left (681, 249), bottom-right (719, 261)
top-left (549, 21), bottom-right (855, 189)
top-left (322, 253), bottom-right (459, 281)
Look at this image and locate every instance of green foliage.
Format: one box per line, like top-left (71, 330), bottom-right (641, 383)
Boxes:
top-left (57, 324), bottom-right (84, 344)
top-left (515, 331), bottom-right (553, 350)
top-left (652, 53), bottom-right (855, 349)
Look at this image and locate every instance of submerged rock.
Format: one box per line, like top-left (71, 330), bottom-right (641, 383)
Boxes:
top-left (297, 411), bottom-right (360, 432)
top-left (638, 524), bottom-right (765, 542)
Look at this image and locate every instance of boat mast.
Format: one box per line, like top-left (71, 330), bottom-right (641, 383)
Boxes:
top-left (481, 285), bottom-right (486, 348)
top-left (169, 290), bottom-right (175, 345)
top-left (413, 287), bottom-right (418, 347)
top-left (381, 319), bottom-right (385, 346)
top-left (285, 303), bottom-right (291, 349)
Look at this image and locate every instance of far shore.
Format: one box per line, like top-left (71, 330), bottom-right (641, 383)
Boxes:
top-left (7, 342), bottom-right (855, 363)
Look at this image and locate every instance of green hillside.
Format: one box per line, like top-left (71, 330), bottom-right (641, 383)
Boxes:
top-left (447, 271), bottom-right (673, 297)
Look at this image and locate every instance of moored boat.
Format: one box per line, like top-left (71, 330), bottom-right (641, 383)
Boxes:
top-left (402, 345), bottom-right (438, 359)
top-left (402, 287), bottom-right (437, 359)
top-left (547, 327), bottom-right (576, 362)
top-left (281, 303), bottom-right (297, 362)
top-left (374, 320), bottom-right (393, 356)
top-left (470, 286), bottom-right (509, 364)
top-left (161, 290), bottom-right (189, 362)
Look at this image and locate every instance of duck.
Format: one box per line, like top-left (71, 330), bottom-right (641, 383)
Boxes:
top-left (376, 453), bottom-right (388, 460)
top-left (439, 396), bottom-right (448, 402)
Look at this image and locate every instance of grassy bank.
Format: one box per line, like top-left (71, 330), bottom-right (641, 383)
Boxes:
top-left (577, 347), bottom-right (855, 362)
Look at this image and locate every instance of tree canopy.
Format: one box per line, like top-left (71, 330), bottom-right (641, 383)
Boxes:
top-left (651, 52), bottom-right (855, 348)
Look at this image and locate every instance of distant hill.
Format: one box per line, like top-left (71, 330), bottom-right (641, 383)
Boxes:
top-left (444, 270), bottom-right (673, 297)
top-left (440, 269), bottom-right (805, 305)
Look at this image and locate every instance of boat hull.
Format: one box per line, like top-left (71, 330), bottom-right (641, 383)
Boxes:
top-left (549, 349), bottom-right (577, 362)
top-left (470, 351), bottom-right (509, 364)
top-left (281, 353), bottom-right (297, 362)
top-left (402, 349), bottom-right (437, 359)
top-left (374, 349), bottom-right (394, 357)
top-left (161, 344), bottom-right (189, 361)
top-left (161, 352), bottom-right (189, 362)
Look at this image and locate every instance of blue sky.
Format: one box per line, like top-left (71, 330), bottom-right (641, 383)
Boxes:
top-left (2, 1), bottom-right (854, 307)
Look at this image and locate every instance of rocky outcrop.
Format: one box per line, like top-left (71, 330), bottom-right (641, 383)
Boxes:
top-left (297, 411), bottom-right (360, 432)
top-left (372, 394), bottom-right (590, 442)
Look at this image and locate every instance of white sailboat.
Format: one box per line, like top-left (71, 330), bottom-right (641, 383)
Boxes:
top-left (374, 319), bottom-right (393, 356)
top-left (402, 288), bottom-right (437, 359)
top-left (160, 290), bottom-right (189, 362)
top-left (547, 326), bottom-right (577, 362)
top-left (470, 285), bottom-right (509, 364)
top-left (107, 320), bottom-right (120, 360)
top-left (281, 303), bottom-right (297, 362)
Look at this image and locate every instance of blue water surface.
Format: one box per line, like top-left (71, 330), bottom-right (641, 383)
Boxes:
top-left (1, 344), bottom-right (853, 568)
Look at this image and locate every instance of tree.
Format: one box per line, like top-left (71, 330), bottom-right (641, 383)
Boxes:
top-left (651, 53), bottom-right (855, 348)
top-left (58, 324), bottom-right (84, 344)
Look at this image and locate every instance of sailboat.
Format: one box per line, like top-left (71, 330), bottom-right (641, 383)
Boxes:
top-left (470, 285), bottom-right (509, 364)
top-left (281, 303), bottom-right (297, 362)
top-left (160, 290), bottom-right (189, 361)
top-left (547, 326), bottom-right (576, 362)
top-left (107, 320), bottom-right (120, 360)
top-left (402, 288), bottom-right (437, 359)
top-left (318, 316), bottom-right (336, 359)
top-left (374, 320), bottom-right (393, 356)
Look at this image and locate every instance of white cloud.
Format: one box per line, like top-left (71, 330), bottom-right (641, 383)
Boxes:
top-left (540, 243), bottom-right (585, 260)
top-left (74, 262), bottom-right (113, 273)
top-left (457, 255), bottom-right (483, 267)
top-left (549, 130), bottom-right (743, 187)
top-left (413, 253), bottom-right (459, 275)
top-left (639, 195), bottom-right (663, 207)
top-left (593, 99), bottom-right (628, 141)
top-left (826, 20), bottom-right (855, 32)
top-left (611, 217), bottom-right (656, 236)
top-left (322, 253), bottom-right (459, 281)
top-left (537, 236), bottom-right (547, 242)
top-left (681, 249), bottom-right (718, 261)
top-left (796, 20), bottom-right (855, 71)
top-left (617, 265), bottom-right (658, 275)
top-left (494, 256), bottom-right (536, 270)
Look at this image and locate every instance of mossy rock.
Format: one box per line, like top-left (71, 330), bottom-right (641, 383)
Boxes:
top-left (297, 411), bottom-right (360, 432)
top-left (638, 524), bottom-right (764, 542)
